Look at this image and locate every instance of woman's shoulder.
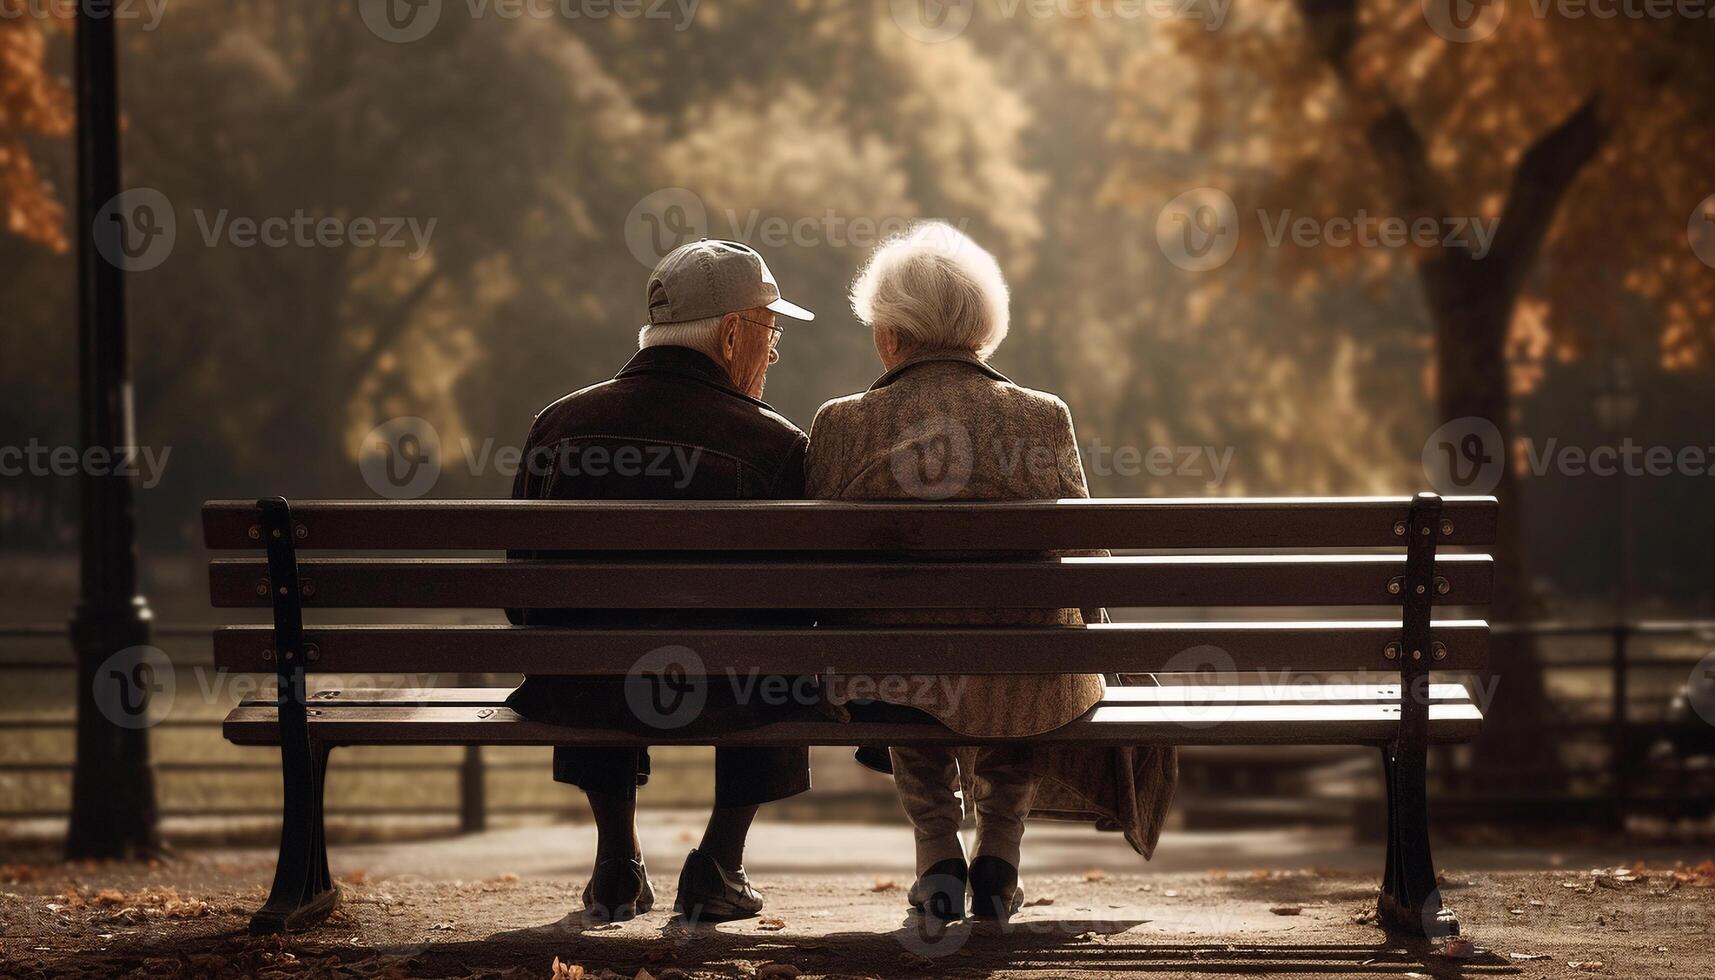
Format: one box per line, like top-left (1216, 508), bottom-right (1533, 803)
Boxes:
top-left (809, 390), bottom-right (868, 435)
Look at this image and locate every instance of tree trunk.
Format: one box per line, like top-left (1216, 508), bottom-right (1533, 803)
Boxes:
top-left (1421, 256), bottom-right (1555, 776)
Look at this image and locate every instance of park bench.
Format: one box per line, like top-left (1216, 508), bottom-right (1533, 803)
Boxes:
top-left (203, 493), bottom-right (1495, 937)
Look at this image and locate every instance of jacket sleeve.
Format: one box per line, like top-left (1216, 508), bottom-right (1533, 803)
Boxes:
top-left (769, 431), bottom-right (809, 499)
top-left (1051, 398), bottom-right (1112, 629)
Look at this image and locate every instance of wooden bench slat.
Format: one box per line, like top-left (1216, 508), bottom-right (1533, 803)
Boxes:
top-left (221, 701), bottom-right (1483, 747)
top-left (246, 683), bottom-right (1479, 706)
top-left (239, 683), bottom-right (1477, 708)
top-left (208, 554), bottom-right (1493, 609)
top-left (202, 497), bottom-right (1499, 551)
top-left (212, 620), bottom-right (1490, 673)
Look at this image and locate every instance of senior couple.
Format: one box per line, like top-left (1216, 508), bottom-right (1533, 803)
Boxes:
top-left (505, 225), bottom-right (1176, 925)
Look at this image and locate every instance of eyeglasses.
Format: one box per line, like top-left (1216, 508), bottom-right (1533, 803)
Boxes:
top-left (738, 315), bottom-right (783, 351)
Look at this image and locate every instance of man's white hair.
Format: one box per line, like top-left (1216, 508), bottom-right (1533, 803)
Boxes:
top-left (848, 221), bottom-right (1009, 360)
top-left (638, 316), bottom-right (725, 358)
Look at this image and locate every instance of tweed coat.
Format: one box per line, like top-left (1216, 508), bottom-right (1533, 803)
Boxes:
top-left (804, 351), bottom-right (1178, 857)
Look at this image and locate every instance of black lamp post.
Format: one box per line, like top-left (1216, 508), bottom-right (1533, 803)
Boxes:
top-left (64, 5), bottom-right (160, 859)
top-left (1592, 355), bottom-right (1638, 829)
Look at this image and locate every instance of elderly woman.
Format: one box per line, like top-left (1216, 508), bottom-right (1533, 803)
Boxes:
top-left (806, 222), bottom-right (1177, 922)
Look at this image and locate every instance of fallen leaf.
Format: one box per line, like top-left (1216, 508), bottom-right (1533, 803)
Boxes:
top-left (870, 878), bottom-right (897, 893)
top-left (1084, 869), bottom-right (1108, 882)
top-left (1440, 938), bottom-right (1476, 960)
top-left (1022, 895), bottom-right (1055, 907)
top-left (757, 916), bottom-right (787, 931)
top-left (1509, 953), bottom-right (1551, 961)
top-left (1269, 906), bottom-right (1302, 916)
top-left (550, 960), bottom-right (585, 980)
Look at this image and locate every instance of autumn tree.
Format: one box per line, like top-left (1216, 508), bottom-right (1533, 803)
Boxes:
top-left (1106, 0), bottom-right (1715, 774)
top-left (0, 2), bottom-right (71, 250)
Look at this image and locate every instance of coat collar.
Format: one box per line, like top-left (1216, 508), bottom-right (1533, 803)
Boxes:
top-left (868, 349), bottom-right (1013, 391)
top-left (616, 344), bottom-right (775, 410)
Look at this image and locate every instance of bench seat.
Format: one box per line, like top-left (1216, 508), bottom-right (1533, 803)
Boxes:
top-left (226, 684), bottom-right (1483, 748)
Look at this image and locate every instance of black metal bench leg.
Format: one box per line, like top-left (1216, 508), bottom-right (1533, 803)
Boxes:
top-left (1377, 742), bottom-right (1457, 938)
top-left (251, 741), bottom-right (338, 933)
top-left (252, 496), bottom-right (338, 933)
top-left (1376, 492), bottom-right (1458, 939)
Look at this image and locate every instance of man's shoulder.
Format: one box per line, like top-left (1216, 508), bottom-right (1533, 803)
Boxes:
top-left (533, 379), bottom-right (614, 418)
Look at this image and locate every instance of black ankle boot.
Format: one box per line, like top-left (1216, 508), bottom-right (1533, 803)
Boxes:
top-left (968, 856), bottom-right (1022, 920)
top-left (908, 857), bottom-right (968, 922)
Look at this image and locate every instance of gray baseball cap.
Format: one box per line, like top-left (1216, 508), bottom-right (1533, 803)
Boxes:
top-left (646, 239), bottom-right (815, 326)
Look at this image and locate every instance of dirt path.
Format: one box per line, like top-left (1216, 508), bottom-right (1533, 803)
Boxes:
top-left (4, 820), bottom-right (1712, 979)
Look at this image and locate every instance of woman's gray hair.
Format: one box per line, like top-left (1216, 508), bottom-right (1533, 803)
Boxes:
top-left (848, 221), bottom-right (1009, 360)
top-left (638, 315), bottom-right (725, 358)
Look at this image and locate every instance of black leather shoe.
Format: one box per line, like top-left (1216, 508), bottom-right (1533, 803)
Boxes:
top-left (674, 849), bottom-right (764, 923)
top-left (582, 857), bottom-right (654, 922)
top-left (908, 858), bottom-right (968, 922)
top-left (968, 856), bottom-right (1023, 920)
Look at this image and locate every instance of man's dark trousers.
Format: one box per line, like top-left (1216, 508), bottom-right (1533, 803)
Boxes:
top-left (504, 344), bottom-right (811, 807)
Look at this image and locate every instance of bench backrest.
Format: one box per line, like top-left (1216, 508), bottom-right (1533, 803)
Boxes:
top-left (203, 495), bottom-right (1495, 678)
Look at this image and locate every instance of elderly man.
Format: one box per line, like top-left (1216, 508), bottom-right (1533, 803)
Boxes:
top-left (506, 239), bottom-right (814, 923)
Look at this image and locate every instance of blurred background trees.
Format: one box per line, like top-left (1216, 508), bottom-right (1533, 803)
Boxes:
top-left (4, 0), bottom-right (1712, 598)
